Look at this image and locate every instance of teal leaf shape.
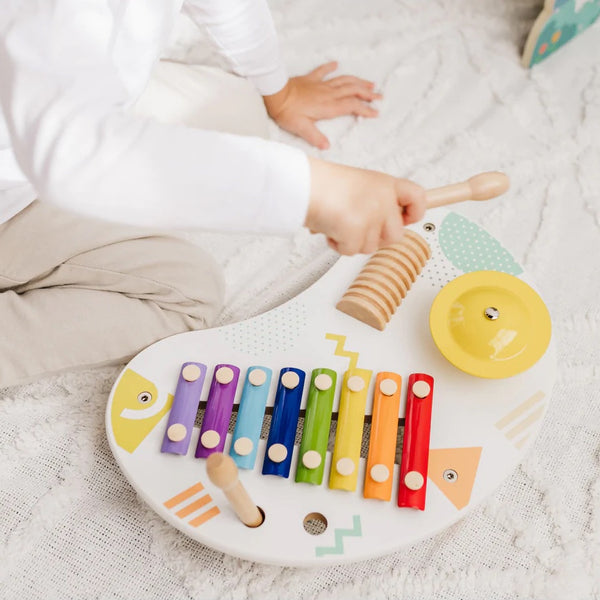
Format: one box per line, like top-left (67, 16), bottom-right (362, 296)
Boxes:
top-left (439, 213), bottom-right (523, 276)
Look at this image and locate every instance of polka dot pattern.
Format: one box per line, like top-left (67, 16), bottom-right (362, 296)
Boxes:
top-left (439, 213), bottom-right (523, 276)
top-left (223, 301), bottom-right (308, 355)
top-left (419, 221), bottom-right (463, 289)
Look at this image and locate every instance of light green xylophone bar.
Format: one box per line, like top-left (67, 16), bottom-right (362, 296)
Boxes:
top-left (295, 368), bottom-right (337, 485)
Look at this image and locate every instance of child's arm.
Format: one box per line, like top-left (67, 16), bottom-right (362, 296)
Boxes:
top-left (183, 0), bottom-right (289, 97)
top-left (184, 1), bottom-right (381, 149)
top-left (0, 1), bottom-right (309, 234)
top-left (0, 1), bottom-right (423, 255)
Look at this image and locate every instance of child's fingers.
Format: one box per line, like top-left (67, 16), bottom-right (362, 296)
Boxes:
top-left (294, 117), bottom-right (330, 150)
top-left (326, 237), bottom-right (340, 253)
top-left (331, 220), bottom-right (366, 255)
top-left (380, 210), bottom-right (405, 247)
top-left (361, 225), bottom-right (382, 255)
top-left (395, 180), bottom-right (426, 224)
top-left (309, 61), bottom-right (338, 81)
top-left (335, 98), bottom-right (379, 118)
top-left (334, 238), bottom-right (358, 255)
top-left (333, 83), bottom-right (382, 102)
top-left (328, 75), bottom-right (376, 89)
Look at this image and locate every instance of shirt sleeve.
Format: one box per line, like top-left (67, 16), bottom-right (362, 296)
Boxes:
top-left (0, 2), bottom-right (310, 234)
top-left (183, 0), bottom-right (289, 96)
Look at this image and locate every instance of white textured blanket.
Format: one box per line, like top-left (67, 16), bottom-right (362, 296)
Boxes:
top-left (1, 1), bottom-right (599, 598)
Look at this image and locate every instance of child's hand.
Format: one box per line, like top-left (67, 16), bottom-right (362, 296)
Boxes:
top-left (263, 62), bottom-right (381, 150)
top-left (305, 158), bottom-right (426, 256)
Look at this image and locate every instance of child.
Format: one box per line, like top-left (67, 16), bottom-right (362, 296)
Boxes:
top-left (0, 0), bottom-right (425, 388)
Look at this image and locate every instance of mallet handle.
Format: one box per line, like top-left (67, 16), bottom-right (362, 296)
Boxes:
top-left (206, 452), bottom-right (263, 528)
top-left (425, 172), bottom-right (509, 209)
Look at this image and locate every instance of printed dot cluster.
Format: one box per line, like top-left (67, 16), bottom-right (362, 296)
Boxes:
top-left (223, 301), bottom-right (308, 356)
top-left (438, 213), bottom-right (523, 276)
top-left (419, 222), bottom-right (464, 289)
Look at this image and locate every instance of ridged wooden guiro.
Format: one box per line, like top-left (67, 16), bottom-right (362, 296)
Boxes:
top-left (336, 230), bottom-right (431, 330)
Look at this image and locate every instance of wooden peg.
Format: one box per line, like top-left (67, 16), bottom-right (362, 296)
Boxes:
top-left (206, 452), bottom-right (264, 527)
top-left (425, 172), bottom-right (509, 209)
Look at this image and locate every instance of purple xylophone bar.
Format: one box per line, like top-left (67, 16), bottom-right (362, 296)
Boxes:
top-left (161, 362), bottom-right (207, 455)
top-left (195, 364), bottom-right (240, 459)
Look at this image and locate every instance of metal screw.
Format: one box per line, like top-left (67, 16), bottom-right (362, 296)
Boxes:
top-left (484, 307), bottom-right (500, 321)
top-left (423, 222), bottom-right (436, 232)
top-left (443, 469), bottom-right (458, 482)
top-left (137, 391), bottom-right (152, 404)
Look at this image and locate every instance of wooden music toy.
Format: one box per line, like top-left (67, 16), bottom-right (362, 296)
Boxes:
top-left (337, 172), bottom-right (510, 330)
top-left (105, 170), bottom-right (556, 567)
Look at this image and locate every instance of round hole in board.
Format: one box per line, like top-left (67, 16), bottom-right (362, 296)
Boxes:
top-left (245, 506), bottom-right (266, 529)
top-left (303, 512), bottom-right (328, 536)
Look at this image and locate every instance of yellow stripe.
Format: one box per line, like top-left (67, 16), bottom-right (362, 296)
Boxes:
top-left (505, 405), bottom-right (545, 440)
top-left (514, 433), bottom-right (531, 449)
top-left (495, 391), bottom-right (545, 430)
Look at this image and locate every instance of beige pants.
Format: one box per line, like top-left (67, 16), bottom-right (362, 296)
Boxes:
top-left (0, 62), bottom-right (271, 388)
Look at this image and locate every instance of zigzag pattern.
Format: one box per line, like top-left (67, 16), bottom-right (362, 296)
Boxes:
top-left (325, 333), bottom-right (360, 370)
top-left (315, 515), bottom-right (362, 557)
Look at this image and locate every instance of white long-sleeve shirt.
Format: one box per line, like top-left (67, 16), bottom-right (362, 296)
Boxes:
top-left (0, 0), bottom-right (311, 233)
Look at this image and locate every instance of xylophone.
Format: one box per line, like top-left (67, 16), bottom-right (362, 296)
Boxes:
top-left (106, 200), bottom-right (555, 567)
top-left (159, 362), bottom-right (432, 505)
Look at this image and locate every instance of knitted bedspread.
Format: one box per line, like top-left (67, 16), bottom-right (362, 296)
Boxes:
top-left (1, 1), bottom-right (599, 598)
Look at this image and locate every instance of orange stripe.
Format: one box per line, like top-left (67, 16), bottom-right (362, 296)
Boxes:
top-left (175, 494), bottom-right (212, 518)
top-left (189, 506), bottom-right (220, 527)
top-left (163, 482), bottom-right (205, 509)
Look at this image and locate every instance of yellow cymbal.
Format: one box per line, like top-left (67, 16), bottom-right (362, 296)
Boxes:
top-left (429, 271), bottom-right (552, 379)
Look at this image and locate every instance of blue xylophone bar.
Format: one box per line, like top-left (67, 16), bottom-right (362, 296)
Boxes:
top-left (261, 368), bottom-right (306, 478)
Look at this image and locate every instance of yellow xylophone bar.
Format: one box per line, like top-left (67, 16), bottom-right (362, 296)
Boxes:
top-left (328, 368), bottom-right (373, 492)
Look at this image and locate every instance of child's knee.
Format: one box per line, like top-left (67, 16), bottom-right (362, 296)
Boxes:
top-left (142, 235), bottom-right (225, 328)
